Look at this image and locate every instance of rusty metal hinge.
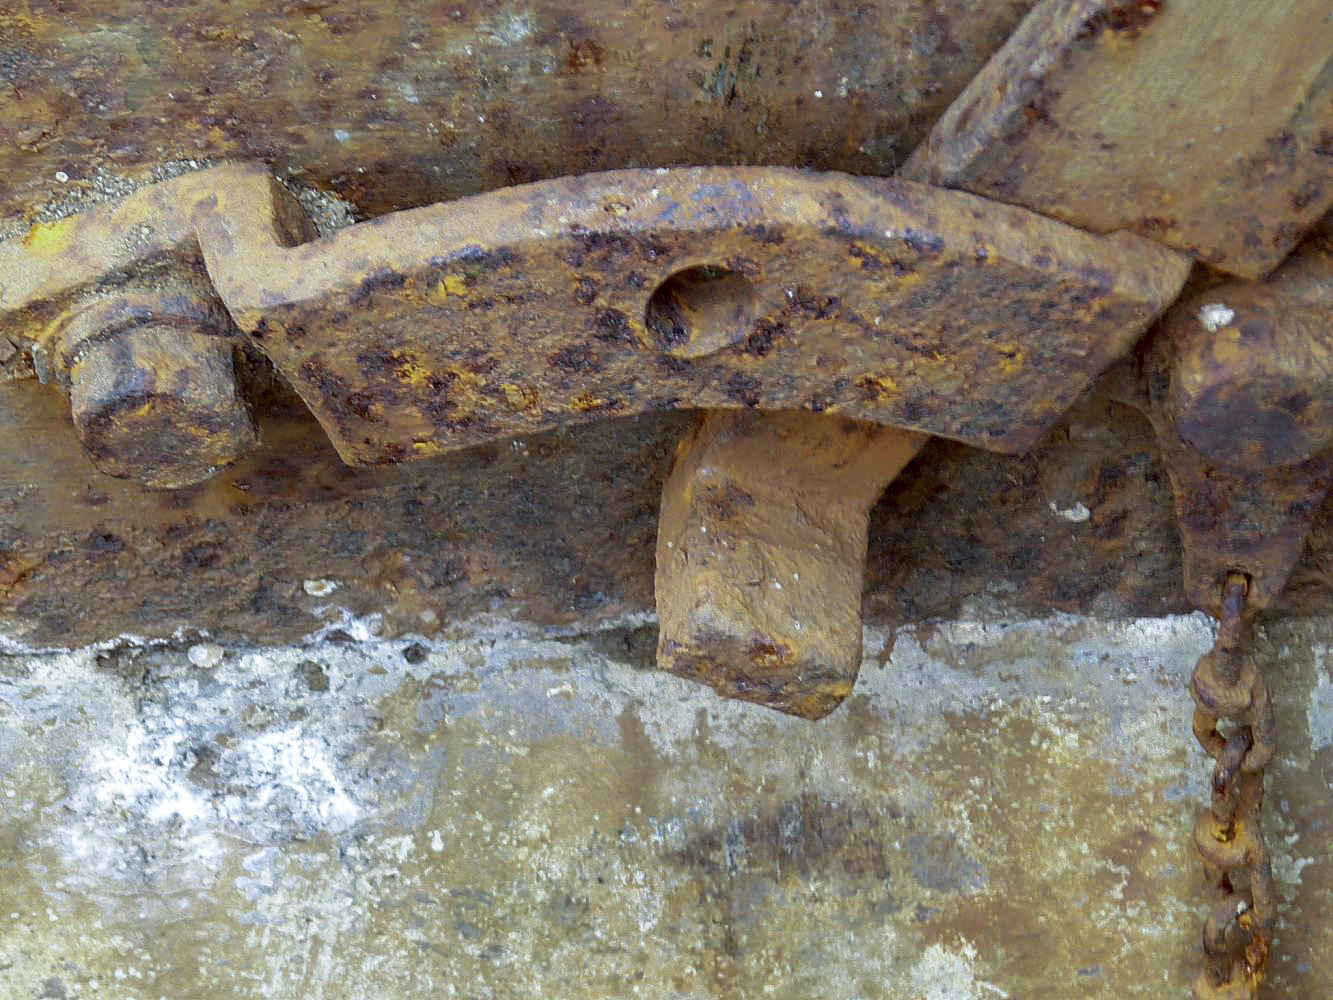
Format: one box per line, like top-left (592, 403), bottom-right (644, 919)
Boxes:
top-left (0, 162), bottom-right (1186, 487)
top-left (3, 0), bottom-right (1330, 992)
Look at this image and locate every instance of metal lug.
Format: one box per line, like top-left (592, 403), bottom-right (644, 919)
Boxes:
top-left (52, 273), bottom-right (257, 489)
top-left (655, 411), bottom-right (925, 719)
top-left (1132, 237), bottom-right (1333, 615)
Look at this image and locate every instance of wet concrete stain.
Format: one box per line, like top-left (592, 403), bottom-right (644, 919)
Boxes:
top-left (1, 612), bottom-right (1331, 998)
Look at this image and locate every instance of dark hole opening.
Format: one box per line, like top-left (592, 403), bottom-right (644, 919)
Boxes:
top-left (644, 265), bottom-right (759, 358)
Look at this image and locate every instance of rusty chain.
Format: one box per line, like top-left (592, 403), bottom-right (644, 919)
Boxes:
top-left (1190, 573), bottom-right (1279, 999)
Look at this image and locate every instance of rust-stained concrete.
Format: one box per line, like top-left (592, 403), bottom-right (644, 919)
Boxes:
top-left (3, 611), bottom-right (1332, 998)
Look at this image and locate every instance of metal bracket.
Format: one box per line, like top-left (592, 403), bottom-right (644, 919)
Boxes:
top-left (656, 412), bottom-right (926, 719)
top-left (1126, 236), bottom-right (1333, 616)
top-left (650, 0), bottom-right (1333, 720)
top-left (1, 162), bottom-right (1186, 484)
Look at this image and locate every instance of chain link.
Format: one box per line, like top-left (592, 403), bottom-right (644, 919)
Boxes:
top-left (1190, 573), bottom-right (1279, 1000)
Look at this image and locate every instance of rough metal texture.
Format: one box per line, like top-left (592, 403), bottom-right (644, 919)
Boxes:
top-left (0, 163), bottom-right (1188, 467)
top-left (231, 168), bottom-right (1182, 461)
top-left (0, 1), bottom-right (1037, 230)
top-left (906, 0), bottom-right (1333, 278)
top-left (0, 163), bottom-right (1179, 716)
top-left (4, 612), bottom-right (1333, 998)
top-left (54, 276), bottom-right (258, 488)
top-left (0, 7), bottom-right (1329, 665)
top-left (655, 413), bottom-right (925, 719)
top-left (651, 0), bottom-right (1332, 724)
top-left (1165, 242), bottom-right (1333, 471)
top-left (14, 338), bottom-right (1333, 650)
top-left (1127, 237), bottom-right (1333, 617)
top-left (0, 374), bottom-right (1201, 651)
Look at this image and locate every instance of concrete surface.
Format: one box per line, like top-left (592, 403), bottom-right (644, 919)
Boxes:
top-left (2, 609), bottom-right (1331, 999)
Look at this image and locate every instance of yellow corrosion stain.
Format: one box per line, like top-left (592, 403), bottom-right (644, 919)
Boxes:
top-left (428, 275), bottom-right (468, 302)
top-left (446, 367), bottom-right (484, 391)
top-left (21, 218), bottom-right (74, 258)
top-left (431, 367), bottom-right (485, 422)
top-left (500, 383), bottom-right (539, 411)
top-left (852, 242), bottom-right (884, 267)
top-left (0, 557), bottom-right (37, 598)
top-left (889, 268), bottom-right (926, 296)
top-left (995, 344), bottom-right (1026, 375)
top-left (205, 126), bottom-right (235, 147)
top-left (571, 392), bottom-right (609, 412)
top-left (859, 373), bottom-right (899, 398)
top-left (749, 641), bottom-right (793, 670)
top-left (1212, 328), bottom-right (1245, 366)
top-left (397, 360), bottom-right (433, 388)
top-left (412, 440), bottom-right (445, 456)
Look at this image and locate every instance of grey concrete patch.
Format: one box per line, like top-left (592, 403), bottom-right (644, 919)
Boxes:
top-left (0, 613), bottom-right (1330, 998)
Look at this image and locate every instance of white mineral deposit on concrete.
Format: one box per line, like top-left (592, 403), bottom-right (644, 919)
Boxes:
top-left (188, 642), bottom-right (224, 668)
top-left (909, 942), bottom-right (1007, 999)
top-left (1, 611), bottom-right (1328, 998)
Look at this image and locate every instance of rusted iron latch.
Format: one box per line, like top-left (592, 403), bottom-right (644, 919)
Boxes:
top-left (1120, 232), bottom-right (1333, 999)
top-left (0, 163), bottom-right (1185, 489)
top-left (651, 0), bottom-right (1333, 722)
top-left (0, 161), bottom-right (1187, 718)
top-left (1126, 237), bottom-right (1333, 616)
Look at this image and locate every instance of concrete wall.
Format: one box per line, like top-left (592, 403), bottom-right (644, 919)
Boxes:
top-left (2, 611), bottom-right (1331, 998)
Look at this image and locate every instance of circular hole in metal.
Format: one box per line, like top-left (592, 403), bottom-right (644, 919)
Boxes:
top-left (644, 264), bottom-right (759, 358)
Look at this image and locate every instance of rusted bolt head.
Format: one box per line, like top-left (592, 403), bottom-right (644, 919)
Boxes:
top-left (1165, 278), bottom-right (1333, 470)
top-left (58, 282), bottom-right (257, 489)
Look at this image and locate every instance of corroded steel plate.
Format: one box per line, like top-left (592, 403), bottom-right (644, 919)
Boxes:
top-left (224, 168), bottom-right (1186, 461)
top-left (1, 164), bottom-right (1187, 465)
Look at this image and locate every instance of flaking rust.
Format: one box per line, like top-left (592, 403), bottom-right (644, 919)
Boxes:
top-left (0, 163), bottom-right (1186, 473)
top-left (1129, 235), bottom-right (1333, 617)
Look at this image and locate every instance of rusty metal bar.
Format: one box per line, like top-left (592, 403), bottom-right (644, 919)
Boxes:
top-left (0, 163), bottom-right (1186, 477)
